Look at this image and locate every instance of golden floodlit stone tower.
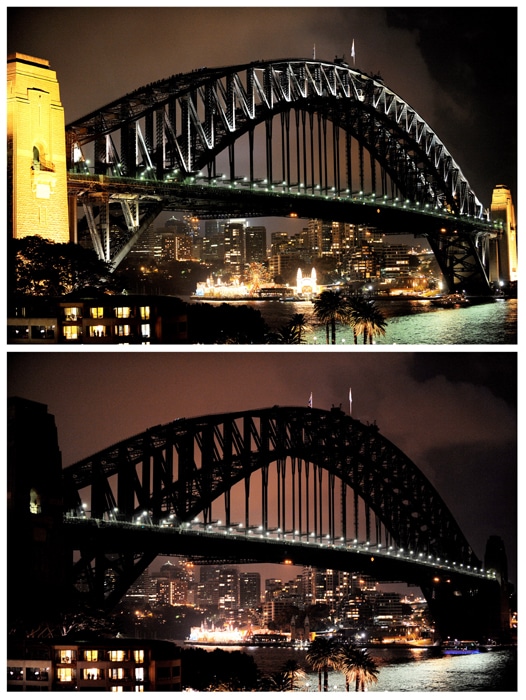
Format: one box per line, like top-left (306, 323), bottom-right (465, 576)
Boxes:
top-left (489, 184), bottom-right (518, 285)
top-left (7, 53), bottom-right (70, 242)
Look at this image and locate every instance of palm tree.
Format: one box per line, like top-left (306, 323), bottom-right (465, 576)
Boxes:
top-left (350, 297), bottom-right (387, 344)
top-left (305, 636), bottom-right (338, 692)
top-left (336, 645), bottom-right (379, 692)
top-left (288, 312), bottom-right (311, 344)
top-left (313, 290), bottom-right (351, 344)
top-left (281, 658), bottom-right (305, 691)
top-left (335, 642), bottom-right (359, 692)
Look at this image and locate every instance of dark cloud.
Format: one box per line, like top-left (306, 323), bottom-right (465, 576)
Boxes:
top-left (409, 352), bottom-right (517, 407)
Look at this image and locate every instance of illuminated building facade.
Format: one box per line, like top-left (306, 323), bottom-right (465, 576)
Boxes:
top-left (7, 294), bottom-right (189, 344)
top-left (198, 566), bottom-right (239, 611)
top-left (7, 639), bottom-right (182, 692)
top-left (7, 54), bottom-right (70, 242)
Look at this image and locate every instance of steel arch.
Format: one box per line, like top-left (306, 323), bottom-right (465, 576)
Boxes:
top-left (66, 58), bottom-right (484, 219)
top-left (63, 406), bottom-right (479, 569)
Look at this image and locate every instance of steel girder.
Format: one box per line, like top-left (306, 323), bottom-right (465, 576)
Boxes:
top-left (66, 59), bottom-right (485, 219)
top-left (63, 406), bottom-right (479, 569)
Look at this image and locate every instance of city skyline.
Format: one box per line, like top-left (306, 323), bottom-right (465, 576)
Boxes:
top-left (7, 351), bottom-right (517, 588)
top-left (7, 4), bottom-right (517, 224)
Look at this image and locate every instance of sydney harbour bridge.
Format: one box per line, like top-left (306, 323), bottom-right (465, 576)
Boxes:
top-left (45, 404), bottom-right (509, 642)
top-left (65, 57), bottom-right (504, 295)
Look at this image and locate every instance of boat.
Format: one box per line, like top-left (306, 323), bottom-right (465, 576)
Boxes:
top-left (442, 640), bottom-right (480, 655)
top-left (430, 293), bottom-right (470, 308)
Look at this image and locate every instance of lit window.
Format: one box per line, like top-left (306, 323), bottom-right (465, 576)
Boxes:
top-left (84, 650), bottom-right (99, 662)
top-left (115, 325), bottom-right (131, 337)
top-left (59, 651), bottom-right (74, 664)
top-left (82, 668), bottom-right (101, 680)
top-left (115, 307), bottom-right (131, 318)
top-left (29, 488), bottom-right (41, 514)
top-left (135, 685), bottom-right (145, 692)
top-left (63, 325), bottom-right (81, 340)
top-left (135, 667), bottom-right (145, 681)
top-left (57, 668), bottom-right (73, 682)
top-left (90, 307), bottom-right (104, 319)
top-left (134, 650), bottom-right (145, 664)
top-left (88, 325), bottom-right (107, 338)
top-left (140, 306), bottom-right (150, 320)
top-left (111, 686), bottom-right (124, 692)
top-left (109, 668), bottom-right (125, 680)
top-left (64, 307), bottom-right (81, 321)
top-left (140, 323), bottom-right (150, 338)
top-left (108, 650), bottom-right (126, 662)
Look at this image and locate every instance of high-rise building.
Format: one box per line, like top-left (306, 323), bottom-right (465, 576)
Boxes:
top-left (245, 226), bottom-right (267, 263)
top-left (223, 220), bottom-right (246, 274)
top-left (198, 566), bottom-right (239, 611)
top-left (239, 572), bottom-right (261, 609)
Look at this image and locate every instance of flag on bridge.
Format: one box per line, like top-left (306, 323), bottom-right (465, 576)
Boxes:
top-left (351, 39), bottom-right (355, 65)
top-left (308, 392), bottom-right (313, 408)
top-left (349, 387), bottom-right (353, 415)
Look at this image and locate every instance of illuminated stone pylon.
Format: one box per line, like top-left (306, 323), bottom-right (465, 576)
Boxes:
top-left (489, 184), bottom-right (517, 284)
top-left (7, 53), bottom-right (70, 242)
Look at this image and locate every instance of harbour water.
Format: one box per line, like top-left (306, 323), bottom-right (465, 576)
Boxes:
top-left (186, 297), bottom-right (518, 345)
top-left (181, 643), bottom-right (517, 692)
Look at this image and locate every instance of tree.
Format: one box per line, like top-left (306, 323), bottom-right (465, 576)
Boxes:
top-left (11, 235), bottom-right (114, 296)
top-left (350, 297), bottom-right (387, 344)
top-left (313, 290), bottom-right (351, 344)
top-left (274, 312), bottom-right (311, 344)
top-left (282, 658), bottom-right (305, 691)
top-left (336, 644), bottom-right (379, 692)
top-left (288, 312), bottom-right (311, 344)
top-left (305, 636), bottom-right (339, 692)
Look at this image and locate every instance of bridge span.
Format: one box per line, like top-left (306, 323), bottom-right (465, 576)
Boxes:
top-left (59, 404), bottom-right (509, 641)
top-left (63, 57), bottom-right (504, 293)
top-left (9, 54), bottom-right (514, 293)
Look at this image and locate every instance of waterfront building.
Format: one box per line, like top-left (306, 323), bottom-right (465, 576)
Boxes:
top-left (7, 294), bottom-right (189, 344)
top-left (7, 638), bottom-right (182, 692)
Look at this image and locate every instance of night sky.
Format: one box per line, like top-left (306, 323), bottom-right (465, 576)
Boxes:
top-left (7, 4), bottom-right (517, 216)
top-left (7, 351), bottom-right (517, 587)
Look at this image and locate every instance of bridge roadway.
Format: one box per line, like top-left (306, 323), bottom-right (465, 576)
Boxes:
top-left (64, 515), bottom-right (504, 640)
top-left (67, 171), bottom-right (501, 236)
top-left (64, 514), bottom-right (495, 586)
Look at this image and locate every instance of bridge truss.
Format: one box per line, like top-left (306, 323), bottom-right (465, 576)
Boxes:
top-left (62, 406), bottom-right (486, 611)
top-left (66, 58), bottom-right (500, 293)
